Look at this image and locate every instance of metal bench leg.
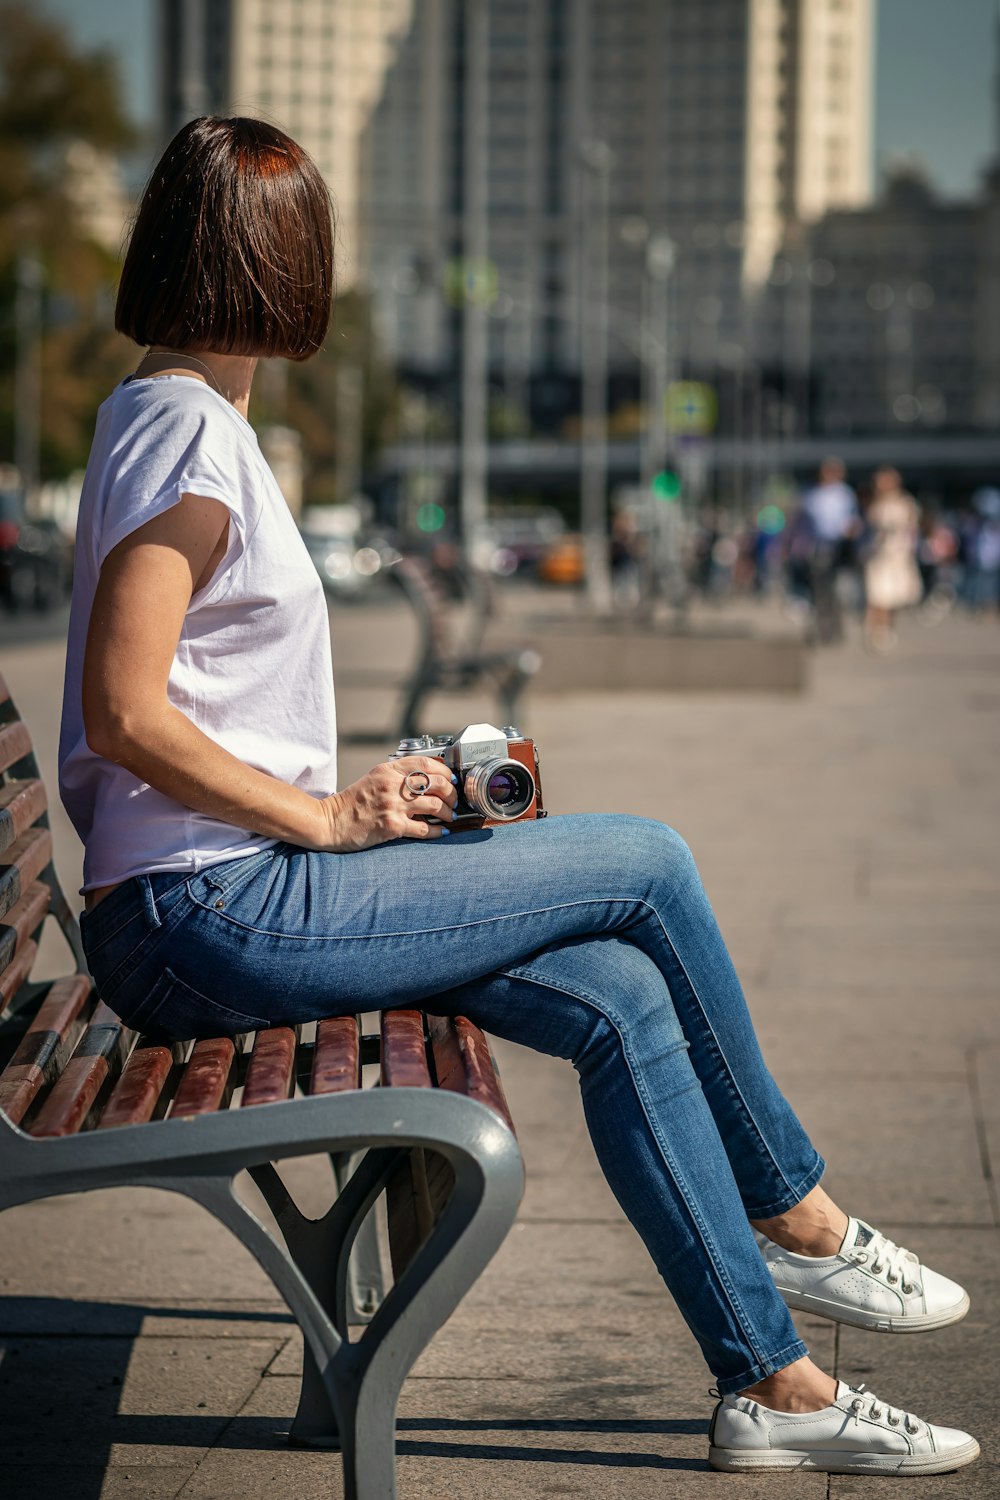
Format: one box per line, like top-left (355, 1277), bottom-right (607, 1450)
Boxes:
top-left (247, 1147), bottom-right (403, 1446)
top-left (499, 664), bottom-right (534, 728)
top-left (397, 664), bottom-right (434, 738)
top-left (334, 1129), bottom-right (523, 1500)
top-left (332, 1150), bottom-right (387, 1323)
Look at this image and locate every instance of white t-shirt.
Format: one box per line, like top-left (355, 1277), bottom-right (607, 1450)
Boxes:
top-left (59, 375), bottom-right (338, 892)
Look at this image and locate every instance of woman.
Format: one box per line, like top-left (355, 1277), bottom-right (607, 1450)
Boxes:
top-left (60, 118), bottom-right (977, 1476)
top-left (863, 468), bottom-right (922, 651)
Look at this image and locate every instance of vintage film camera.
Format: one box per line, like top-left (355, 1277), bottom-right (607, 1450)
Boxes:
top-left (390, 723), bottom-right (546, 830)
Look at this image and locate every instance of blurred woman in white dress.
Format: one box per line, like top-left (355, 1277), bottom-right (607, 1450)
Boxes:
top-left (864, 468), bottom-right (922, 651)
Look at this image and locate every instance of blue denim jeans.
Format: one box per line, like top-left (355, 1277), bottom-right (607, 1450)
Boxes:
top-left (80, 813), bottom-right (823, 1394)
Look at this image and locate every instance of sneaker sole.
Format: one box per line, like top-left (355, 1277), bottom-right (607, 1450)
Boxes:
top-left (776, 1285), bottom-right (970, 1333)
top-left (709, 1437), bottom-right (981, 1475)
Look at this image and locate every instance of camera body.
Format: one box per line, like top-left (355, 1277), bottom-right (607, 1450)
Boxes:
top-left (390, 723), bottom-right (546, 830)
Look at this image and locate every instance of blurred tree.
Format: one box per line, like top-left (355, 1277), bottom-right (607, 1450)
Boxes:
top-left (0, 2), bottom-right (137, 479)
top-left (0, 3), bottom-right (399, 500)
top-left (253, 289), bottom-right (401, 510)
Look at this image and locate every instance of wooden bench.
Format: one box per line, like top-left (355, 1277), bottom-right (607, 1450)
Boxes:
top-left (389, 553), bottom-right (542, 737)
top-left (0, 674), bottom-right (524, 1500)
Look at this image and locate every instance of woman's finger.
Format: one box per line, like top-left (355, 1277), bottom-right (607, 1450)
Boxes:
top-left (400, 815), bottom-right (446, 839)
top-left (405, 795), bottom-right (454, 822)
top-left (398, 771), bottom-right (457, 807)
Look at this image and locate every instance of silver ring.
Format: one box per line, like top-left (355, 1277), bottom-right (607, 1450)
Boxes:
top-left (403, 770), bottom-right (431, 796)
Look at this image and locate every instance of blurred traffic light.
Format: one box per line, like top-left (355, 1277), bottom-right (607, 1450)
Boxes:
top-left (651, 469), bottom-right (682, 501)
top-left (416, 502), bottom-right (447, 532)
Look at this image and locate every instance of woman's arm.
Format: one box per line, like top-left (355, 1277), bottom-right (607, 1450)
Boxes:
top-left (82, 494), bottom-right (455, 852)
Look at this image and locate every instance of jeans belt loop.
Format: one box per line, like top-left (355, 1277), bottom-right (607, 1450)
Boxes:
top-left (139, 874), bottom-right (162, 930)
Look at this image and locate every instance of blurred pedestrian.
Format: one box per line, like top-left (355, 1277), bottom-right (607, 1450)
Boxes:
top-left (800, 457), bottom-right (859, 643)
top-left (610, 501), bottom-right (642, 608)
top-left (863, 468), bottom-right (922, 652)
top-left (968, 492), bottom-right (1000, 615)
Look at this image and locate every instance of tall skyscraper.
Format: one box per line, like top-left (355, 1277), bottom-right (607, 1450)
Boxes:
top-left (360, 0), bottom-right (874, 400)
top-left (158, 1), bottom-right (874, 404)
top-left (158, 0), bottom-right (414, 286)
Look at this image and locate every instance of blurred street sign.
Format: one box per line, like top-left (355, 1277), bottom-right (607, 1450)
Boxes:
top-left (444, 256), bottom-right (498, 308)
top-left (666, 381), bottom-right (717, 436)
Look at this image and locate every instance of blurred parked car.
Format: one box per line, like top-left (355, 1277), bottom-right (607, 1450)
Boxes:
top-left (537, 532), bottom-right (585, 586)
top-left (471, 506), bottom-right (567, 578)
top-left (299, 503), bottom-right (401, 603)
top-left (0, 488), bottom-right (71, 612)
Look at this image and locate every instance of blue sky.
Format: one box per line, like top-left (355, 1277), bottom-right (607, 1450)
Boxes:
top-left (37, 0), bottom-right (1000, 200)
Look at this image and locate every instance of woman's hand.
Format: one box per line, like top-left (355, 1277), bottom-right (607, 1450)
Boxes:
top-left (317, 757), bottom-right (458, 852)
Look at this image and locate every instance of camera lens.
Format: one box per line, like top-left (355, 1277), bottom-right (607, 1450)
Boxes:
top-left (487, 770), bottom-right (520, 805)
top-left (462, 758), bottom-right (535, 820)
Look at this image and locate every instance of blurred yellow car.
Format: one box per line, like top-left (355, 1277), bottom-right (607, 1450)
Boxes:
top-left (537, 533), bottom-right (585, 585)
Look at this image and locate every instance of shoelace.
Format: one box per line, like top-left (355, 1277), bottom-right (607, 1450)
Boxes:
top-left (848, 1383), bottom-right (922, 1437)
top-left (851, 1228), bottom-right (921, 1293)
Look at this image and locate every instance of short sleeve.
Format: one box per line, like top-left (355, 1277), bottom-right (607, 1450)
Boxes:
top-left (96, 385), bottom-right (263, 599)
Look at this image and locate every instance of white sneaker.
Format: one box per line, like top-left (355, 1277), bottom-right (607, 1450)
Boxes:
top-left (709, 1381), bottom-right (979, 1475)
top-left (755, 1217), bottom-right (970, 1333)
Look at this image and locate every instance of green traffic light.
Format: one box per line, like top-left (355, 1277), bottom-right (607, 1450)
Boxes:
top-left (416, 502), bottom-right (446, 532)
top-left (652, 469), bottom-right (682, 501)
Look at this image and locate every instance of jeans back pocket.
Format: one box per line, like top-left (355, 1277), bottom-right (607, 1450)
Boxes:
top-left (119, 965), bottom-right (272, 1043)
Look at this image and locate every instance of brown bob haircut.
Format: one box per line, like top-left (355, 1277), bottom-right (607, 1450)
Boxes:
top-left (116, 116), bottom-right (334, 361)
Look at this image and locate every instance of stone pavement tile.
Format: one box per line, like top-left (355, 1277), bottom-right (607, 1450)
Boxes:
top-left (0, 1467), bottom-right (188, 1500)
top-left (775, 893), bottom-right (1000, 931)
top-left (175, 1440), bottom-right (338, 1500)
top-left (750, 987), bottom-right (995, 1076)
top-left (0, 1297), bottom-right (291, 1341)
top-left (969, 1043), bottom-right (1000, 1188)
top-left (98, 1472), bottom-right (194, 1500)
top-left (764, 931), bottom-right (1000, 997)
top-left (785, 1074), bottom-right (991, 1226)
top-left (217, 1371), bottom-right (829, 1500)
top-left (0, 1187), bottom-right (277, 1302)
top-left (0, 1334), bottom-right (283, 1470)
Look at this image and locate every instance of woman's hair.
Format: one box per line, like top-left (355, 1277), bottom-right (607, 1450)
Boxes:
top-left (116, 116), bottom-right (335, 361)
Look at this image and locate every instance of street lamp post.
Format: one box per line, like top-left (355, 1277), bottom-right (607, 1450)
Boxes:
top-left (642, 234), bottom-right (676, 486)
top-left (14, 254), bottom-right (42, 503)
top-left (459, 0), bottom-right (489, 547)
top-left (578, 138), bottom-right (615, 612)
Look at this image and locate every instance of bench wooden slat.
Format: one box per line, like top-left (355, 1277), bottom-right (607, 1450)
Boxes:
top-left (98, 1042), bottom-right (176, 1129)
top-left (0, 882), bottom-right (50, 974)
top-left (0, 829), bottom-right (53, 923)
top-left (309, 1015), bottom-right (361, 1094)
top-left (427, 1014), bottom-right (517, 1135)
top-left (0, 975), bottom-right (93, 1126)
top-left (30, 1003), bottom-right (133, 1138)
top-left (0, 939), bottom-right (38, 1009)
top-left (242, 1026), bottom-right (297, 1107)
top-left (0, 780), bottom-right (47, 857)
top-left (0, 721), bottom-right (33, 776)
top-left (170, 1036), bottom-right (238, 1118)
top-left (381, 1010), bottom-right (432, 1088)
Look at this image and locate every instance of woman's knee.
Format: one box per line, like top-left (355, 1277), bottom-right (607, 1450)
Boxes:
top-left (606, 815), bottom-right (701, 894)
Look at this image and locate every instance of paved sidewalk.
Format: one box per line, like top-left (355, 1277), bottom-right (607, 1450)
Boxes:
top-left (0, 604), bottom-right (997, 1498)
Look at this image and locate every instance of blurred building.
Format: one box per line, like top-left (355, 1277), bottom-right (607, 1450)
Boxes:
top-left (157, 0), bottom-right (414, 284)
top-left (359, 0), bottom-right (874, 411)
top-left (60, 141), bottom-right (131, 257)
top-left (756, 162), bottom-right (1000, 438)
top-left (791, 169), bottom-right (995, 438)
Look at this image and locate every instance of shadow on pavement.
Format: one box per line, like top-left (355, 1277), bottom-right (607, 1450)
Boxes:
top-left (0, 1296), bottom-right (708, 1487)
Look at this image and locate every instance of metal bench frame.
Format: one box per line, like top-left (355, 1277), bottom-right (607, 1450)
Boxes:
top-left (389, 554), bottom-right (541, 737)
top-left (0, 681), bottom-right (524, 1500)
